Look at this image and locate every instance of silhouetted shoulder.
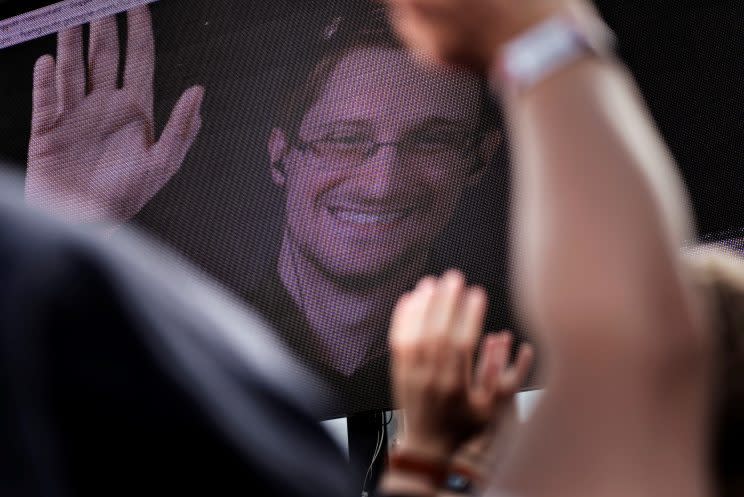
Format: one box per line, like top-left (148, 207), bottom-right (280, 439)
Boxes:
top-left (0, 171), bottom-right (352, 497)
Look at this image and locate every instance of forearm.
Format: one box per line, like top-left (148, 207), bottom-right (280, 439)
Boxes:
top-left (503, 48), bottom-right (703, 369)
top-left (492, 20), bottom-right (712, 497)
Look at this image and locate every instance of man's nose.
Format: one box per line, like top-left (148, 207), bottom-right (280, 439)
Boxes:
top-left (357, 143), bottom-right (406, 199)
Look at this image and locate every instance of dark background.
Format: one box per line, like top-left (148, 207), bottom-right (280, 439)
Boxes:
top-left (1, 0), bottom-right (743, 296)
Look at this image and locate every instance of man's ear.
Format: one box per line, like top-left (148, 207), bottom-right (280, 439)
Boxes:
top-left (468, 128), bottom-right (501, 187)
top-left (268, 128), bottom-right (290, 188)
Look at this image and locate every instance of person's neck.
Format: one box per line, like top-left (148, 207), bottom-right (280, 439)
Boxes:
top-left (277, 235), bottom-right (427, 376)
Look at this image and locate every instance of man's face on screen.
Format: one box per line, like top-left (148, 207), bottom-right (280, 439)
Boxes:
top-left (275, 47), bottom-right (485, 281)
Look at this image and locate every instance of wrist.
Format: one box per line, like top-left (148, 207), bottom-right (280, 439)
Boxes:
top-left (380, 470), bottom-right (438, 497)
top-left (396, 437), bottom-right (452, 462)
top-left (450, 449), bottom-right (484, 475)
top-left (387, 443), bottom-right (486, 495)
top-left (488, 2), bottom-right (615, 95)
top-left (388, 443), bottom-right (450, 490)
top-left (487, 1), bottom-right (580, 55)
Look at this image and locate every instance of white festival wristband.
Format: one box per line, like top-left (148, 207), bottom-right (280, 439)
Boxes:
top-left (493, 12), bottom-right (616, 94)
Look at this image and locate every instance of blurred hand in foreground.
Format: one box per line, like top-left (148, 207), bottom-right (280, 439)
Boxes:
top-left (390, 270), bottom-right (533, 461)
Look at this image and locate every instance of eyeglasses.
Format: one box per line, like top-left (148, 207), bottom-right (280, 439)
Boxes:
top-left (292, 131), bottom-right (481, 174)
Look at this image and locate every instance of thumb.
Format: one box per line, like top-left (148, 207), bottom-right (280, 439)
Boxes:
top-left (481, 332), bottom-right (511, 395)
top-left (470, 335), bottom-right (503, 414)
top-left (152, 85), bottom-right (205, 177)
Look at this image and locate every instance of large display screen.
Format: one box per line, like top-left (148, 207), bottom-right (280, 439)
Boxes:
top-left (3, 0), bottom-right (744, 419)
top-left (0, 0), bottom-right (517, 419)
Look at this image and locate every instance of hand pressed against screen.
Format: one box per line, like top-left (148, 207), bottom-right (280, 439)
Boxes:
top-left (26, 6), bottom-right (204, 223)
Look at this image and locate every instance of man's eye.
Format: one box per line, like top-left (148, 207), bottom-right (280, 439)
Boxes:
top-left (327, 135), bottom-right (368, 146)
top-left (410, 131), bottom-right (460, 148)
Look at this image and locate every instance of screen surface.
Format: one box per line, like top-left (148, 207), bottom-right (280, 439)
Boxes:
top-left (2, 0), bottom-right (743, 419)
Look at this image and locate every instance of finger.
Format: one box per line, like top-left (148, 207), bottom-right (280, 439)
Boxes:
top-left (88, 16), bottom-right (120, 92)
top-left (124, 6), bottom-right (155, 120)
top-left (149, 86), bottom-right (204, 185)
top-left (415, 275), bottom-right (437, 293)
top-left (392, 279), bottom-right (436, 372)
top-left (471, 334), bottom-right (512, 419)
top-left (153, 86), bottom-right (204, 161)
top-left (56, 25), bottom-right (85, 112)
top-left (31, 55), bottom-right (57, 135)
top-left (482, 332), bottom-right (509, 396)
top-left (498, 332), bottom-right (513, 373)
top-left (426, 270), bottom-right (465, 340)
top-left (408, 277), bottom-right (437, 341)
top-left (502, 343), bottom-right (535, 394)
top-left (451, 286), bottom-right (487, 375)
top-left (390, 292), bottom-right (425, 394)
top-left (474, 334), bottom-right (501, 388)
top-left (455, 286), bottom-right (487, 342)
top-left (390, 292), bottom-right (415, 350)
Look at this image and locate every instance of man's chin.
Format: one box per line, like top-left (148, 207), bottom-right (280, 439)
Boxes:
top-left (323, 263), bottom-right (401, 289)
top-left (318, 255), bottom-right (420, 291)
top-left (295, 236), bottom-right (432, 291)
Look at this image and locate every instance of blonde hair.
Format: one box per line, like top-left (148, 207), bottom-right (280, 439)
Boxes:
top-left (685, 245), bottom-right (744, 497)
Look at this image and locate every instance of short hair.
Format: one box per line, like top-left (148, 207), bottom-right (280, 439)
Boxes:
top-left (273, 6), bottom-right (501, 142)
top-left (685, 246), bottom-right (744, 497)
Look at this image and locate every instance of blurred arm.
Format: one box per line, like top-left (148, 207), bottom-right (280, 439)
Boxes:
top-left (496, 15), bottom-right (713, 497)
top-left (508, 52), bottom-right (704, 372)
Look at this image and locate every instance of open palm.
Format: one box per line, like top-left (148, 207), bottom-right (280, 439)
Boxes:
top-left (26, 6), bottom-right (204, 223)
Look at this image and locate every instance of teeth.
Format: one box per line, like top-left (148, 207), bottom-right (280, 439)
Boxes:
top-left (329, 208), bottom-right (410, 225)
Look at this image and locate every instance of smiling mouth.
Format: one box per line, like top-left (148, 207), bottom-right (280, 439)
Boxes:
top-left (326, 206), bottom-right (416, 225)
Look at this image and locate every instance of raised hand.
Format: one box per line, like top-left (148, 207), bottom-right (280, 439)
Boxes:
top-left (390, 271), bottom-right (533, 460)
top-left (26, 6), bottom-right (204, 223)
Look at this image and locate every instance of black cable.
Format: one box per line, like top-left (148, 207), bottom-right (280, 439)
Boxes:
top-left (383, 410), bottom-right (393, 427)
top-left (360, 411), bottom-right (386, 497)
